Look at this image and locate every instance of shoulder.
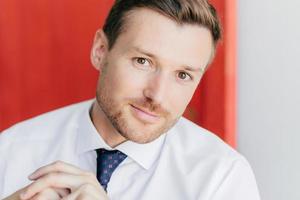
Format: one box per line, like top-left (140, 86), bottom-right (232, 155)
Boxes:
top-left (166, 117), bottom-right (249, 169)
top-left (163, 117), bottom-right (259, 194)
top-left (0, 99), bottom-right (93, 148)
top-left (168, 117), bottom-right (239, 156)
top-left (160, 118), bottom-right (260, 198)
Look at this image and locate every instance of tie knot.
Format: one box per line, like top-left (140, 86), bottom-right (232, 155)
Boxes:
top-left (96, 149), bottom-right (127, 191)
top-left (96, 149), bottom-right (127, 160)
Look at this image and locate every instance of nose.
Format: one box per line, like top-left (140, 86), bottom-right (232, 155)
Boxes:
top-left (143, 72), bottom-right (169, 105)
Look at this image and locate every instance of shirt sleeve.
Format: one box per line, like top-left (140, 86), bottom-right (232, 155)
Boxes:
top-left (210, 157), bottom-right (261, 200)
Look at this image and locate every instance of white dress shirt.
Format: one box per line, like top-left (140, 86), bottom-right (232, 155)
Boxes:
top-left (0, 100), bottom-right (260, 200)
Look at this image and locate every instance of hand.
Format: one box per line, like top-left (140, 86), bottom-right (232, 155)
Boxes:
top-left (3, 186), bottom-right (68, 200)
top-left (19, 161), bottom-right (109, 200)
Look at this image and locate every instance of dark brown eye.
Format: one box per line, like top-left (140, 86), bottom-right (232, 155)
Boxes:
top-left (177, 71), bottom-right (193, 81)
top-left (178, 72), bottom-right (187, 80)
top-left (137, 58), bottom-right (146, 64)
top-left (133, 57), bottom-right (151, 69)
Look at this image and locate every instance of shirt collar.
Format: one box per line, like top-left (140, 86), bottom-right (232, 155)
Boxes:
top-left (75, 100), bottom-right (167, 170)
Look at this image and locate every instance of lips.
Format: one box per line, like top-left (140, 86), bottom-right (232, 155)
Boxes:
top-left (130, 104), bottom-right (160, 124)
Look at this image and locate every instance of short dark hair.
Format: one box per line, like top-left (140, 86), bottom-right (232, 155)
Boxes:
top-left (103, 0), bottom-right (221, 50)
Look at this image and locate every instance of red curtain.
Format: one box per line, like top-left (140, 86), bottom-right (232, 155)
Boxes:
top-left (0, 0), bottom-right (236, 147)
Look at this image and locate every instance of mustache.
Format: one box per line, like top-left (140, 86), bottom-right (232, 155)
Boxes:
top-left (128, 98), bottom-right (169, 116)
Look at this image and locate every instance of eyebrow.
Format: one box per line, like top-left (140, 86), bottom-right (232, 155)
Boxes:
top-left (132, 46), bottom-right (204, 73)
top-left (132, 46), bottom-right (157, 59)
top-left (184, 66), bottom-right (204, 73)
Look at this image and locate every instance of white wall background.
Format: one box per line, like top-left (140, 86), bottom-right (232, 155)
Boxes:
top-left (237, 0), bottom-right (300, 200)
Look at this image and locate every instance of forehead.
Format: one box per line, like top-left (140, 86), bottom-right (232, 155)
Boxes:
top-left (112, 8), bottom-right (213, 69)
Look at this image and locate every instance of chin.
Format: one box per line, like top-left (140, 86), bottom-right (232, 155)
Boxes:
top-left (125, 135), bottom-right (161, 144)
top-left (119, 128), bottom-right (164, 144)
top-left (119, 116), bottom-right (179, 144)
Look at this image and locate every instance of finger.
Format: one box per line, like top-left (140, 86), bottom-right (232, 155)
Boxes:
top-left (21, 172), bottom-right (82, 200)
top-left (21, 172), bottom-right (99, 200)
top-left (54, 188), bottom-right (71, 198)
top-left (30, 188), bottom-right (60, 200)
top-left (61, 184), bottom-right (103, 200)
top-left (29, 161), bottom-right (84, 180)
top-left (61, 189), bottom-right (80, 200)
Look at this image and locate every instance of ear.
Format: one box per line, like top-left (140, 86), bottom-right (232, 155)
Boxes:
top-left (90, 29), bottom-right (109, 71)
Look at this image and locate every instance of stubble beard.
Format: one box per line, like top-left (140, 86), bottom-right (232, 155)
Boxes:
top-left (95, 86), bottom-right (179, 144)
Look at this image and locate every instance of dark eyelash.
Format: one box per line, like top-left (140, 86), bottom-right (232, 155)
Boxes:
top-left (134, 57), bottom-right (151, 65)
top-left (179, 72), bottom-right (193, 80)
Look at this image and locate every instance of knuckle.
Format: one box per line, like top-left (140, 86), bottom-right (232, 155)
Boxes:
top-left (53, 160), bottom-right (63, 169)
top-left (45, 173), bottom-right (58, 183)
top-left (80, 183), bottom-right (91, 190)
top-left (77, 194), bottom-right (88, 200)
top-left (82, 172), bottom-right (97, 184)
top-left (22, 188), bottom-right (29, 195)
top-left (84, 171), bottom-right (95, 178)
top-left (33, 194), bottom-right (45, 200)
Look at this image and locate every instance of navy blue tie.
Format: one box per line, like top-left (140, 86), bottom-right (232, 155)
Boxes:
top-left (96, 148), bottom-right (127, 191)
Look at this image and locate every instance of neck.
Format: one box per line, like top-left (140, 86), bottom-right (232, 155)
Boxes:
top-left (90, 101), bottom-right (127, 148)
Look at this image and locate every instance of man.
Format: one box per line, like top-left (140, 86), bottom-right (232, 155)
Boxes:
top-left (0, 0), bottom-right (260, 199)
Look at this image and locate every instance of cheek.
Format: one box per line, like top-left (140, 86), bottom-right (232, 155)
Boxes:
top-left (166, 85), bottom-right (197, 115)
top-left (102, 61), bottom-right (145, 98)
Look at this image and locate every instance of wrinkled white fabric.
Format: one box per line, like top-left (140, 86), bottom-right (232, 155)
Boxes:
top-left (0, 100), bottom-right (260, 200)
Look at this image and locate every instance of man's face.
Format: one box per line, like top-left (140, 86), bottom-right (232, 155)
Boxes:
top-left (93, 8), bottom-right (213, 144)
